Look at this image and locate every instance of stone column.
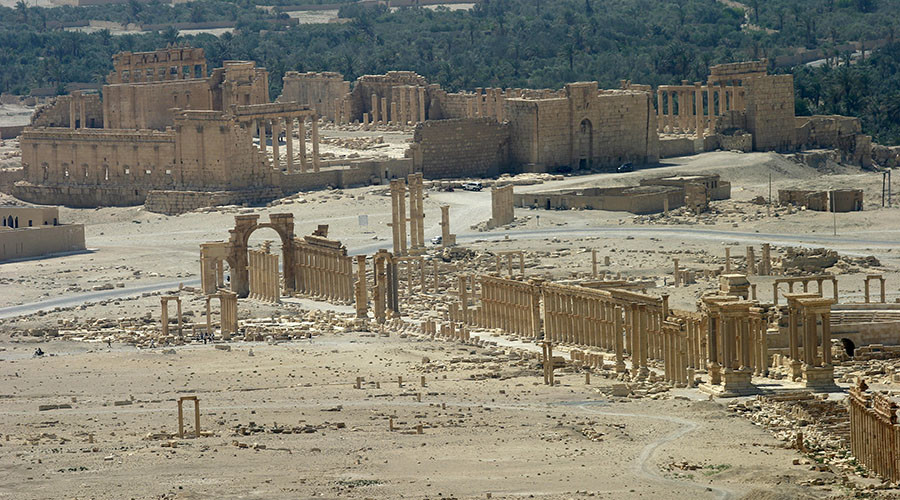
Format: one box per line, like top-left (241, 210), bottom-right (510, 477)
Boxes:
top-left (724, 247), bottom-right (731, 273)
top-left (372, 94), bottom-right (380, 124)
top-left (707, 85), bottom-right (717, 132)
top-left (381, 97), bottom-right (388, 126)
top-left (355, 255), bottom-right (367, 318)
top-left (419, 87), bottom-right (426, 123)
top-left (656, 89), bottom-right (664, 133)
top-left (298, 118), bottom-right (308, 173)
top-left (285, 117), bottom-right (294, 173)
top-left (399, 87), bottom-right (408, 126)
top-left (69, 96), bottom-right (77, 129)
top-left (760, 243), bottom-right (770, 275)
top-left (746, 246), bottom-right (756, 275)
top-left (311, 117), bottom-right (320, 172)
top-left (390, 101), bottom-right (398, 125)
top-left (694, 83), bottom-right (704, 139)
top-left (272, 119), bottom-right (281, 170)
top-left (78, 94), bottom-right (86, 130)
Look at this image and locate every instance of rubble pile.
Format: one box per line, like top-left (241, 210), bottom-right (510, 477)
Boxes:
top-left (730, 393), bottom-right (860, 476)
top-left (779, 247), bottom-right (880, 275)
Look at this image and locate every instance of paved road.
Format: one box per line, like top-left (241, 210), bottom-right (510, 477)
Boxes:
top-left (0, 278), bottom-right (200, 320)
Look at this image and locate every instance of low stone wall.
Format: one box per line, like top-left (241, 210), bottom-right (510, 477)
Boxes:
top-left (0, 169), bottom-right (23, 193)
top-left (12, 182), bottom-right (149, 207)
top-left (144, 187), bottom-right (283, 215)
top-left (659, 137), bottom-right (702, 158)
top-left (713, 133), bottom-right (753, 152)
top-left (0, 224), bottom-right (85, 261)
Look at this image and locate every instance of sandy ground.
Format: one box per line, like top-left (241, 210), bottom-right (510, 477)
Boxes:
top-left (0, 336), bottom-right (835, 500)
top-left (1, 149), bottom-right (899, 498)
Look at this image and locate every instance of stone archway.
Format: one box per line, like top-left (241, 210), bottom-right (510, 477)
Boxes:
top-left (224, 213), bottom-right (296, 298)
top-left (577, 118), bottom-right (593, 170)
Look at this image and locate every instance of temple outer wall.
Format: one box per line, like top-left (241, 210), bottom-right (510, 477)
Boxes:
top-left (408, 118), bottom-right (509, 179)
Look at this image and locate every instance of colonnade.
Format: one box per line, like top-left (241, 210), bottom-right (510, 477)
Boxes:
top-left (476, 274), bottom-right (540, 339)
top-left (656, 80), bottom-right (746, 138)
top-left (773, 274), bottom-right (839, 305)
top-left (68, 91), bottom-right (89, 129)
top-left (783, 293), bottom-right (836, 388)
top-left (205, 291), bottom-right (237, 340)
top-left (249, 114), bottom-right (320, 173)
top-left (199, 242), bottom-right (227, 294)
top-left (373, 249), bottom-right (399, 324)
top-left (464, 87), bottom-right (507, 122)
top-left (849, 379), bottom-right (900, 482)
top-left (294, 238), bottom-right (354, 304)
top-left (390, 173), bottom-right (425, 256)
top-left (248, 248), bottom-right (280, 303)
top-left (702, 296), bottom-right (767, 395)
top-left (495, 251), bottom-right (525, 277)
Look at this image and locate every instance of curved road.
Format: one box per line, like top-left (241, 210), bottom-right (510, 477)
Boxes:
top-left (0, 278), bottom-right (200, 320)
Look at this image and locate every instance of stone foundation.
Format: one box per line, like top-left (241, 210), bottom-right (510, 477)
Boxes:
top-left (144, 188), bottom-right (283, 215)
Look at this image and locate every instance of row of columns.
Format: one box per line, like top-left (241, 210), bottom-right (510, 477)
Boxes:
top-left (656, 81), bottom-right (746, 137)
top-left (251, 115), bottom-right (320, 173)
top-left (248, 248), bottom-right (280, 303)
top-left (849, 379), bottom-right (900, 482)
top-left (294, 243), bottom-right (354, 303)
top-left (773, 275), bottom-right (839, 306)
top-left (464, 87), bottom-right (507, 122)
top-left (373, 249), bottom-right (399, 324)
top-left (784, 293), bottom-right (836, 388)
top-left (389, 174), bottom-right (425, 256)
top-left (68, 91), bottom-right (89, 129)
top-left (205, 291), bottom-right (238, 340)
top-left (362, 87), bottom-right (427, 127)
top-left (476, 275), bottom-right (541, 339)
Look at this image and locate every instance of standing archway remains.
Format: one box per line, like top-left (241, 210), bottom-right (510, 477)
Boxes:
top-left (577, 118), bottom-right (593, 170)
top-left (224, 213), bottom-right (296, 298)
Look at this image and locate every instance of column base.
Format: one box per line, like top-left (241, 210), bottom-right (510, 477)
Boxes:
top-left (790, 360), bottom-right (803, 381)
top-left (699, 369), bottom-right (755, 398)
top-left (802, 365), bottom-right (838, 391)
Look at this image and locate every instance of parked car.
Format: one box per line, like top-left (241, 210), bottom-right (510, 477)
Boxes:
top-left (461, 181), bottom-right (483, 191)
top-left (616, 162), bottom-right (634, 173)
top-left (431, 236), bottom-right (442, 245)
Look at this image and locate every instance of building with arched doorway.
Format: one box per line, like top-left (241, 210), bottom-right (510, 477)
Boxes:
top-left (0, 205), bottom-right (84, 261)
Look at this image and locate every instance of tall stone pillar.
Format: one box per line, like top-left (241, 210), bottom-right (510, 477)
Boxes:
top-left (390, 101), bottom-right (398, 125)
top-left (694, 83), bottom-right (704, 139)
top-left (656, 89), bottom-right (664, 133)
top-left (760, 243), bottom-right (770, 275)
top-left (285, 117), bottom-right (294, 173)
top-left (334, 97), bottom-right (341, 124)
top-left (381, 97), bottom-right (388, 126)
top-left (399, 87), bottom-right (408, 126)
top-left (311, 117), bottom-right (320, 172)
top-left (418, 87), bottom-right (426, 123)
top-left (707, 86), bottom-right (716, 132)
top-left (298, 118), bottom-right (307, 173)
top-left (272, 119), bottom-right (281, 170)
top-left (746, 246), bottom-right (756, 275)
top-left (372, 94), bottom-right (380, 124)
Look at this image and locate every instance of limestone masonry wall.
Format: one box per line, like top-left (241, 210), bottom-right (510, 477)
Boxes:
top-left (31, 94), bottom-right (103, 129)
top-left (103, 79), bottom-right (211, 130)
top-left (745, 74), bottom-right (795, 152)
top-left (0, 224), bottom-right (85, 261)
top-left (409, 118), bottom-right (509, 179)
top-left (280, 72), bottom-right (349, 121)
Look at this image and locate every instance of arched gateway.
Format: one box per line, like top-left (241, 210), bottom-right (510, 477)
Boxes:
top-left (224, 213), bottom-right (296, 298)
